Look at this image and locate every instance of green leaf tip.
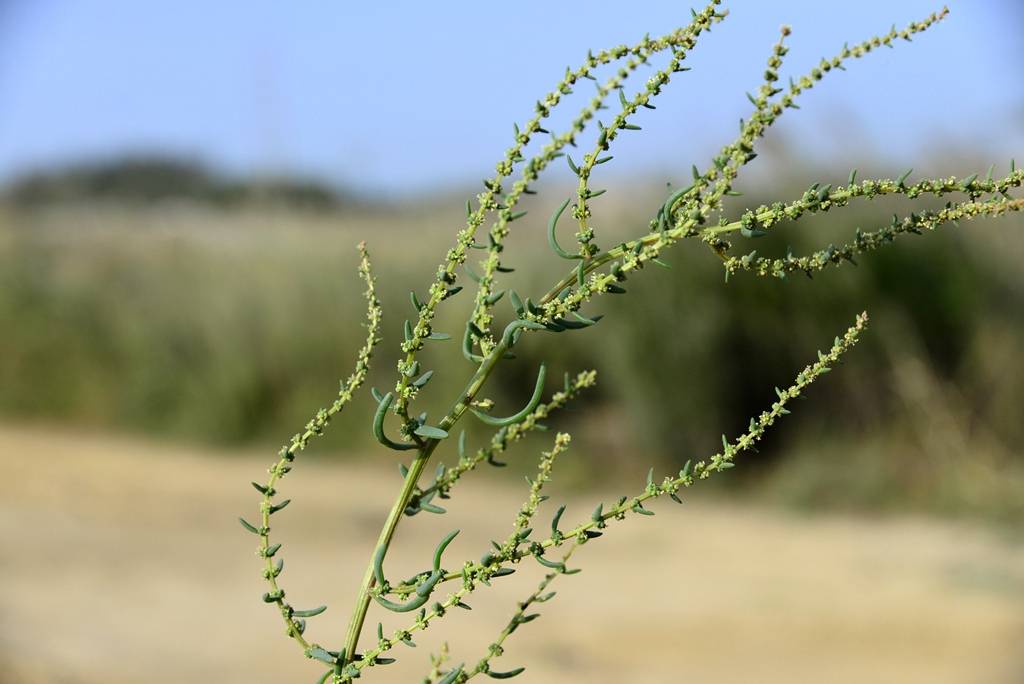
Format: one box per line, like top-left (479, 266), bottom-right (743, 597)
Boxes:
top-left (470, 363), bottom-right (547, 426)
top-left (414, 424), bottom-right (449, 440)
top-left (292, 605), bottom-right (327, 618)
top-left (437, 666), bottom-right (465, 684)
top-left (433, 529), bottom-right (460, 571)
top-left (372, 392), bottom-right (417, 451)
top-left (487, 666), bottom-right (526, 679)
top-left (548, 198), bottom-right (582, 260)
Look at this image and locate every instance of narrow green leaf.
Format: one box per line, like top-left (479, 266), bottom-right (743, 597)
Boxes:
top-left (293, 605), bottom-right (327, 618)
top-left (550, 505), bottom-right (566, 535)
top-left (437, 666), bottom-right (465, 684)
top-left (414, 424), bottom-right (449, 440)
top-left (269, 499), bottom-right (292, 514)
top-left (372, 392), bottom-right (417, 451)
top-left (306, 647), bottom-right (336, 664)
top-left (430, 530), bottom-right (460, 573)
top-left (535, 554), bottom-right (565, 570)
top-left (470, 363), bottom-right (547, 426)
top-left (487, 667), bottom-right (526, 679)
top-left (509, 289), bottom-right (524, 315)
top-left (547, 198), bottom-right (582, 260)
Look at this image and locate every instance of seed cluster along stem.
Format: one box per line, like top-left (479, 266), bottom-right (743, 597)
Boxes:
top-left (237, 6), bottom-right (1022, 683)
top-left (463, 545), bottom-right (579, 682)
top-left (240, 243), bottom-right (381, 650)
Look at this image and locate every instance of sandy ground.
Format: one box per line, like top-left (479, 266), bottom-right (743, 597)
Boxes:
top-left (1, 424), bottom-right (1022, 684)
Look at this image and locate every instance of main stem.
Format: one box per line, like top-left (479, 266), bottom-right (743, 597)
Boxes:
top-left (341, 444), bottom-right (435, 661)
top-left (342, 339), bottom-right (510, 663)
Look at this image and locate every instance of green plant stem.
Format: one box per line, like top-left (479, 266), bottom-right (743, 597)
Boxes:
top-left (538, 218), bottom-right (698, 305)
top-left (342, 336), bottom-right (516, 663)
top-left (342, 446), bottom-right (432, 662)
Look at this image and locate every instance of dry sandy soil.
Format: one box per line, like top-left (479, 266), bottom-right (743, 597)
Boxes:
top-left (1, 424), bottom-right (1022, 683)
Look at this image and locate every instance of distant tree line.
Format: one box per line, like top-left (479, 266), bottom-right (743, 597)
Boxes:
top-left (2, 156), bottom-right (349, 210)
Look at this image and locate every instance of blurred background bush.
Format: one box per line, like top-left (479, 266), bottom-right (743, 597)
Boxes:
top-left (2, 153), bottom-right (1023, 523)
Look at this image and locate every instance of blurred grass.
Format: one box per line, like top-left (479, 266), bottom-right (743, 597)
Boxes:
top-left (1, 175), bottom-right (1022, 523)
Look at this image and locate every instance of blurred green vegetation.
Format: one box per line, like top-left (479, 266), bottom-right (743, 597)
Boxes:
top-left (1, 165), bottom-right (1022, 523)
top-left (3, 157), bottom-right (350, 211)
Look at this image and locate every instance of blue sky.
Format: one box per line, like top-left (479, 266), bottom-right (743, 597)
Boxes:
top-left (0, 1), bottom-right (1021, 197)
